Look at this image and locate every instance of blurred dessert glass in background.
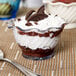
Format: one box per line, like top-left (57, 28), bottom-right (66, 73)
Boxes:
top-left (44, 0), bottom-right (76, 29)
top-left (53, 0), bottom-right (76, 3)
top-left (0, 0), bottom-right (20, 20)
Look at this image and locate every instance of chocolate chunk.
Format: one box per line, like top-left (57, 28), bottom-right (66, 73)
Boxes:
top-left (55, 15), bottom-right (58, 16)
top-left (25, 22), bottom-right (32, 26)
top-left (27, 13), bottom-right (48, 21)
top-left (34, 22), bottom-right (38, 25)
top-left (37, 5), bottom-right (45, 14)
top-left (26, 10), bottom-right (35, 20)
top-left (17, 18), bottom-right (21, 21)
top-left (25, 5), bottom-right (48, 22)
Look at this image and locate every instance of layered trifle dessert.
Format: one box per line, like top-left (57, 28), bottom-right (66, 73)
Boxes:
top-left (9, 5), bottom-right (66, 60)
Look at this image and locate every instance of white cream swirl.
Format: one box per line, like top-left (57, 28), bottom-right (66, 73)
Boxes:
top-left (13, 27), bottom-right (59, 50)
top-left (13, 14), bottom-right (65, 50)
top-left (14, 14), bottom-right (65, 33)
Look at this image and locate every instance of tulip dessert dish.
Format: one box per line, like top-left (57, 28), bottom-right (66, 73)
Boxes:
top-left (9, 5), bottom-right (66, 60)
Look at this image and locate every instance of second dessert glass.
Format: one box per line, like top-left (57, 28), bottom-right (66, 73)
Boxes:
top-left (0, 0), bottom-right (20, 20)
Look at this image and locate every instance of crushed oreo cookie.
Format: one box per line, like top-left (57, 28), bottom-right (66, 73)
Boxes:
top-left (25, 22), bottom-right (32, 26)
top-left (27, 13), bottom-right (48, 21)
top-left (26, 10), bottom-right (35, 20)
top-left (55, 15), bottom-right (58, 16)
top-left (25, 5), bottom-right (48, 22)
top-left (34, 22), bottom-right (38, 25)
top-left (37, 5), bottom-right (45, 14)
top-left (17, 18), bottom-right (21, 21)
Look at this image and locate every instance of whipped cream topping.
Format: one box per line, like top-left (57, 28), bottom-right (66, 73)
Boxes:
top-left (14, 14), bottom-right (65, 33)
top-left (13, 28), bottom-right (59, 50)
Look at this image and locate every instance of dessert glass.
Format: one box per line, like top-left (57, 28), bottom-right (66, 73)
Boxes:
top-left (44, 1), bottom-right (76, 29)
top-left (8, 6), bottom-right (66, 60)
top-left (0, 0), bottom-right (20, 20)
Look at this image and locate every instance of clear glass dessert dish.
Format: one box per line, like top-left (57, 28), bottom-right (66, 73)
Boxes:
top-left (8, 6), bottom-right (66, 60)
top-left (0, 0), bottom-right (20, 20)
top-left (44, 1), bottom-right (76, 29)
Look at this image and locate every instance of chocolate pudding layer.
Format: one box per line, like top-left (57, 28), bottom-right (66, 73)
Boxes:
top-left (17, 24), bottom-right (65, 38)
top-left (19, 45), bottom-right (55, 58)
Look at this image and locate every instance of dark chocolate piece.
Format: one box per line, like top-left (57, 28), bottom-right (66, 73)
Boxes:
top-left (26, 10), bottom-right (35, 20)
top-left (17, 18), bottom-right (21, 21)
top-left (27, 13), bottom-right (48, 21)
top-left (34, 22), bottom-right (38, 25)
top-left (37, 5), bottom-right (45, 14)
top-left (25, 22), bottom-right (32, 26)
top-left (25, 5), bottom-right (48, 22)
top-left (55, 15), bottom-right (58, 16)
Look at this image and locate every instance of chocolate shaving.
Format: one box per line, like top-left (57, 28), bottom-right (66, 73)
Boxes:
top-left (37, 5), bottom-right (45, 14)
top-left (55, 15), bottom-right (58, 16)
top-left (25, 22), bottom-right (32, 26)
top-left (27, 13), bottom-right (48, 21)
top-left (26, 10), bottom-right (35, 20)
top-left (34, 22), bottom-right (38, 25)
top-left (25, 5), bottom-right (48, 22)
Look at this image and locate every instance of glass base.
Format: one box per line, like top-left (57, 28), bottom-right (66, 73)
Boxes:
top-left (22, 50), bottom-right (55, 60)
